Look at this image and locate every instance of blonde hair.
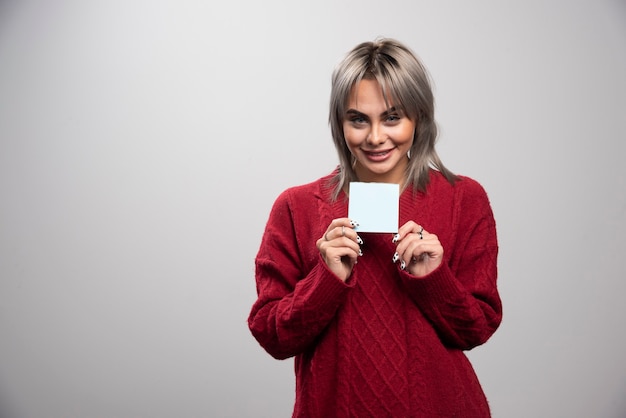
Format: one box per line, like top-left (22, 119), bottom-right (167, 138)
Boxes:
top-left (328, 38), bottom-right (458, 199)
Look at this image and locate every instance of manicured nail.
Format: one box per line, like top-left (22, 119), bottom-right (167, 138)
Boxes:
top-left (359, 249), bottom-right (363, 256)
top-left (400, 260), bottom-right (406, 270)
top-left (392, 233), bottom-right (400, 243)
top-left (350, 220), bottom-right (359, 227)
top-left (356, 235), bottom-right (363, 245)
top-left (392, 252), bottom-right (399, 263)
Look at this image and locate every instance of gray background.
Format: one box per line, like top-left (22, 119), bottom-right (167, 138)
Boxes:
top-left (1, 0), bottom-right (625, 417)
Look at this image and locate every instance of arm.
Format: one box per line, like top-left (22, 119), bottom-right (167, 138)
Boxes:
top-left (248, 191), bottom-right (354, 359)
top-left (397, 182), bottom-right (501, 350)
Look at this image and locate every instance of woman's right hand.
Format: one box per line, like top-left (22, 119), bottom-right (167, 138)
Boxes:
top-left (316, 218), bottom-right (362, 282)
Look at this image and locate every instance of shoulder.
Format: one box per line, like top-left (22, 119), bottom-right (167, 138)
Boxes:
top-left (456, 175), bottom-right (491, 204)
top-left (424, 171), bottom-right (494, 222)
top-left (429, 170), bottom-right (490, 202)
top-left (426, 172), bottom-right (497, 245)
top-left (270, 172), bottom-right (335, 212)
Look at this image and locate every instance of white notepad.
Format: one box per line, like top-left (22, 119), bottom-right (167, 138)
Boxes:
top-left (348, 182), bottom-right (399, 233)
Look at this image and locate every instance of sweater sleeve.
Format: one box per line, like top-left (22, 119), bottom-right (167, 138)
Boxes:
top-left (399, 180), bottom-right (502, 350)
top-left (248, 189), bottom-right (353, 359)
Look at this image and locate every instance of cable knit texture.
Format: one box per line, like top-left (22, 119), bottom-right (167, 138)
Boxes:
top-left (249, 170), bottom-right (501, 417)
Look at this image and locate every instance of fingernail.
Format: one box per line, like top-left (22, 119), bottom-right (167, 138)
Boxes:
top-left (350, 220), bottom-right (359, 227)
top-left (392, 252), bottom-right (399, 263)
top-left (359, 249), bottom-right (363, 256)
top-left (400, 260), bottom-right (406, 270)
top-left (356, 235), bottom-right (364, 245)
top-left (392, 233), bottom-right (400, 243)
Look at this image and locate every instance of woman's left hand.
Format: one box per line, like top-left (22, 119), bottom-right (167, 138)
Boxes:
top-left (392, 221), bottom-right (443, 277)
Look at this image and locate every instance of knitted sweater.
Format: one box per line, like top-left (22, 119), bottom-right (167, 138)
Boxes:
top-left (248, 170), bottom-right (501, 417)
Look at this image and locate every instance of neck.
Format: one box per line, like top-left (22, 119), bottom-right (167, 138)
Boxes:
top-left (353, 158), bottom-right (409, 185)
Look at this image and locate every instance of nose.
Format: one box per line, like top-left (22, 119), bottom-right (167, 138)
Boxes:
top-left (367, 123), bottom-right (386, 145)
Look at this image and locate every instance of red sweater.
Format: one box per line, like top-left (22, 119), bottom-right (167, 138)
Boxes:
top-left (248, 170), bottom-right (501, 417)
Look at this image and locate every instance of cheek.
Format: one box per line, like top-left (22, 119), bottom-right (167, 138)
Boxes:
top-left (396, 123), bottom-right (416, 145)
top-left (343, 126), bottom-right (366, 148)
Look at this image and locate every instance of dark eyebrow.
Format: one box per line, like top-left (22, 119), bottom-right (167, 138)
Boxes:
top-left (345, 107), bottom-right (399, 118)
top-left (381, 107), bottom-right (399, 117)
top-left (346, 109), bottom-right (366, 117)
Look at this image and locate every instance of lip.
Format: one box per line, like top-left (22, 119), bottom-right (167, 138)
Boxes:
top-left (361, 148), bottom-right (394, 162)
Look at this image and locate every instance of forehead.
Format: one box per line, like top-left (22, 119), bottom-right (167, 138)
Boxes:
top-left (347, 79), bottom-right (396, 111)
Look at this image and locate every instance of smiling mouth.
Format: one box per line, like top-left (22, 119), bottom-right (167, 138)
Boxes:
top-left (363, 149), bottom-right (392, 157)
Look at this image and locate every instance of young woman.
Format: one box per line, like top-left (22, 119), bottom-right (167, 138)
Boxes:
top-left (248, 38), bottom-right (502, 417)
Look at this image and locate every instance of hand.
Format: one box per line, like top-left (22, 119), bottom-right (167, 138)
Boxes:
top-left (316, 218), bottom-right (362, 282)
top-left (392, 221), bottom-right (443, 277)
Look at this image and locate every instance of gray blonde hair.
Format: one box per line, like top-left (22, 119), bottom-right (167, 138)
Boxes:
top-left (328, 38), bottom-right (458, 200)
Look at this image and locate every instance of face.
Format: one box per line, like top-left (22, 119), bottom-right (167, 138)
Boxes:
top-left (343, 79), bottom-right (416, 185)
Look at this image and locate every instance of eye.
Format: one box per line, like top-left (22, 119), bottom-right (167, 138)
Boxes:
top-left (386, 114), bottom-right (401, 123)
top-left (349, 115), bottom-right (367, 125)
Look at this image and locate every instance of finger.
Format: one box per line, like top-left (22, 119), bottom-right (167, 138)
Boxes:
top-left (393, 221), bottom-right (425, 243)
top-left (316, 239), bottom-right (360, 282)
top-left (324, 219), bottom-right (361, 244)
top-left (394, 234), bottom-right (442, 271)
top-left (328, 218), bottom-right (359, 230)
top-left (404, 239), bottom-right (430, 261)
top-left (323, 245), bottom-right (360, 269)
top-left (318, 233), bottom-right (362, 256)
top-left (394, 227), bottom-right (429, 255)
top-left (393, 221), bottom-right (415, 242)
top-left (407, 239), bottom-right (443, 268)
top-left (335, 236), bottom-right (362, 256)
top-left (324, 226), bottom-right (344, 242)
top-left (394, 238), bottom-right (424, 267)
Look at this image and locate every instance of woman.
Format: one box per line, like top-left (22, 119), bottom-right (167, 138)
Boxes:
top-left (248, 38), bottom-right (502, 417)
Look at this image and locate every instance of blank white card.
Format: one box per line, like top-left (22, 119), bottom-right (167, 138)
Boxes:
top-left (348, 182), bottom-right (399, 233)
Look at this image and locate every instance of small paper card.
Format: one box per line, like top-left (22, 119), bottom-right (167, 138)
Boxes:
top-left (348, 182), bottom-right (399, 233)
